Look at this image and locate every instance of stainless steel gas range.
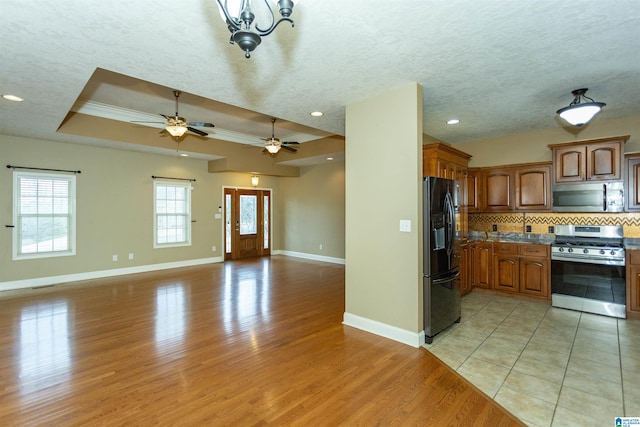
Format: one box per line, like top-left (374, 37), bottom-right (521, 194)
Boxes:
top-left (551, 224), bottom-right (626, 318)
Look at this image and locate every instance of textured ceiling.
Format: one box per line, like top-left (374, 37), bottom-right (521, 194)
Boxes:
top-left (1, 0), bottom-right (640, 161)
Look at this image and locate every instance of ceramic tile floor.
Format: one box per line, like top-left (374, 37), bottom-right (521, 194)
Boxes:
top-left (424, 292), bottom-right (640, 427)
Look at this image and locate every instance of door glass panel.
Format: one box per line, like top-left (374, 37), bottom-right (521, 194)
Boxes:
top-left (239, 195), bottom-right (257, 235)
top-left (225, 193), bottom-right (231, 253)
top-left (263, 195), bottom-right (269, 249)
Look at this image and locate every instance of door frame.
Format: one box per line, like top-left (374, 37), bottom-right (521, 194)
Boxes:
top-left (223, 186), bottom-right (272, 261)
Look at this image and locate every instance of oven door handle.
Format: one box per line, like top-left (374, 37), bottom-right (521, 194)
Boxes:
top-left (551, 254), bottom-right (625, 266)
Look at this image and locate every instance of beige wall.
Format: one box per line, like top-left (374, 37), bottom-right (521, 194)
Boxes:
top-left (345, 83), bottom-right (423, 334)
top-left (0, 134), bottom-right (346, 287)
top-left (278, 160), bottom-right (345, 258)
top-left (456, 114), bottom-right (640, 167)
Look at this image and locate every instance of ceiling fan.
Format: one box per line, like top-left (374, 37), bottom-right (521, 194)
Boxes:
top-left (262, 118), bottom-right (299, 154)
top-left (133, 90), bottom-right (215, 140)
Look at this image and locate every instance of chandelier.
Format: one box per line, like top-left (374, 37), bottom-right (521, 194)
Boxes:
top-left (216, 0), bottom-right (297, 58)
top-left (556, 88), bottom-right (606, 127)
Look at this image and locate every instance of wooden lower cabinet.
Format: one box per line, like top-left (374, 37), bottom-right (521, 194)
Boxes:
top-left (460, 243), bottom-right (472, 296)
top-left (626, 251), bottom-right (640, 314)
top-left (493, 243), bottom-right (519, 293)
top-left (470, 242), bottom-right (550, 299)
top-left (471, 242), bottom-right (492, 289)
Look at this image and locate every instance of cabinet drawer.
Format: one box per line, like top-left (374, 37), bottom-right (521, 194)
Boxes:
top-left (629, 250), bottom-right (640, 265)
top-left (493, 243), bottom-right (518, 255)
top-left (519, 244), bottom-right (549, 257)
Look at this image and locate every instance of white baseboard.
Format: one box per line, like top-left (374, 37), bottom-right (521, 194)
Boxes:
top-left (343, 312), bottom-right (425, 348)
top-left (0, 256), bottom-right (224, 292)
top-left (274, 250), bottom-right (345, 265)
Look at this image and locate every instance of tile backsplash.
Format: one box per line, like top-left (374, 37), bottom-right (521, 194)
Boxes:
top-left (469, 212), bottom-right (640, 238)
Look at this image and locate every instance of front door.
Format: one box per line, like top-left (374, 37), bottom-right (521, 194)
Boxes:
top-left (224, 188), bottom-right (271, 260)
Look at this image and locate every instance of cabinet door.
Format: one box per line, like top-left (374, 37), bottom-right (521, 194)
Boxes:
top-left (482, 169), bottom-right (514, 211)
top-left (465, 169), bottom-right (480, 212)
top-left (472, 243), bottom-right (492, 289)
top-left (493, 254), bottom-right (519, 293)
top-left (628, 265), bottom-right (640, 313)
top-left (627, 251), bottom-right (640, 313)
top-left (460, 244), bottom-right (471, 295)
top-left (515, 165), bottom-right (551, 211)
top-left (519, 257), bottom-right (549, 298)
top-left (553, 145), bottom-right (585, 183)
top-left (626, 157), bottom-right (640, 211)
top-left (587, 141), bottom-right (621, 181)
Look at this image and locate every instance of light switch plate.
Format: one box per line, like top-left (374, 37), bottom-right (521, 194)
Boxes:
top-left (400, 219), bottom-right (411, 232)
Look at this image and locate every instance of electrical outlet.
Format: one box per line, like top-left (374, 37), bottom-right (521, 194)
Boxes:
top-left (492, 224), bottom-right (498, 231)
top-left (128, 253), bottom-right (134, 260)
top-left (112, 254), bottom-right (118, 262)
top-left (525, 225), bottom-right (532, 233)
top-left (319, 244), bottom-right (323, 250)
top-left (212, 246), bottom-right (216, 252)
top-left (548, 225), bottom-right (555, 234)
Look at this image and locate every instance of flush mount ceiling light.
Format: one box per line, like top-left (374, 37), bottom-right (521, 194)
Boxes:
top-left (216, 0), bottom-right (297, 58)
top-left (556, 88), bottom-right (606, 127)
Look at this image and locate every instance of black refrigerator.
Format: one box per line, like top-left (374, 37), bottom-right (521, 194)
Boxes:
top-left (423, 176), bottom-right (461, 344)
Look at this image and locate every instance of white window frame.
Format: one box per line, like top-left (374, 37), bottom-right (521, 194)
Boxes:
top-left (153, 180), bottom-right (192, 248)
top-left (12, 171), bottom-right (76, 260)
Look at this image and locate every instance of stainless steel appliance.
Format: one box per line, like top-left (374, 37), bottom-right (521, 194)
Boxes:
top-left (551, 224), bottom-right (626, 318)
top-left (552, 181), bottom-right (624, 213)
top-left (423, 177), bottom-right (461, 344)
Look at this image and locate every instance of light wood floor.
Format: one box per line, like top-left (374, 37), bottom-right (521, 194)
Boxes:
top-left (0, 256), bottom-right (523, 426)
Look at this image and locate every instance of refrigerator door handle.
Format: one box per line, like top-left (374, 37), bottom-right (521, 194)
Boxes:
top-left (444, 191), bottom-right (455, 256)
top-left (431, 272), bottom-right (460, 288)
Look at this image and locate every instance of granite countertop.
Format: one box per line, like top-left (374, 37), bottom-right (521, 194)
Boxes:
top-left (624, 238), bottom-right (640, 250)
top-left (467, 231), bottom-right (555, 245)
top-left (467, 232), bottom-right (640, 250)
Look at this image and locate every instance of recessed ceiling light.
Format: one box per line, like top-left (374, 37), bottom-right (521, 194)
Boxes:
top-left (326, 157), bottom-right (334, 161)
top-left (2, 94), bottom-right (24, 102)
top-left (447, 119), bottom-right (460, 125)
top-left (310, 111), bottom-right (324, 117)
top-left (179, 153), bottom-right (189, 157)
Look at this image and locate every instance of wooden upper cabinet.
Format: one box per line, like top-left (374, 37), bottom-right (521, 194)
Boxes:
top-left (549, 135), bottom-right (628, 184)
top-left (466, 168), bottom-right (481, 212)
top-left (482, 168), bottom-right (514, 211)
top-left (553, 145), bottom-right (585, 183)
top-left (626, 153), bottom-right (640, 211)
top-left (515, 163), bottom-right (551, 211)
top-left (422, 143), bottom-right (472, 179)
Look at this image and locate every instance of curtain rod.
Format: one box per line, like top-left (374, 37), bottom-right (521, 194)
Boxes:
top-left (151, 175), bottom-right (196, 182)
top-left (7, 164), bottom-right (81, 174)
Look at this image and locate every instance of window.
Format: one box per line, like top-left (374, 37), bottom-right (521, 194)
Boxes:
top-left (13, 171), bottom-right (76, 260)
top-left (154, 181), bottom-right (191, 248)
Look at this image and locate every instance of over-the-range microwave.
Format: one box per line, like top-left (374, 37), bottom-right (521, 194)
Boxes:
top-left (552, 181), bottom-right (624, 213)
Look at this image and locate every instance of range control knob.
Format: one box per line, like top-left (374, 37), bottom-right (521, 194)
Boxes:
top-left (610, 250), bottom-right (616, 256)
top-left (558, 247), bottom-right (564, 252)
top-left (583, 249), bottom-right (589, 254)
top-left (568, 248), bottom-right (573, 253)
top-left (600, 249), bottom-right (605, 255)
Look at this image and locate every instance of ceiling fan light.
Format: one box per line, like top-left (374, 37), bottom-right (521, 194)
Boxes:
top-left (265, 138), bottom-right (281, 153)
top-left (166, 124), bottom-right (188, 137)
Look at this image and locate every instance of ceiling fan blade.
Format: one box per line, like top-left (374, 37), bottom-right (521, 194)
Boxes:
top-left (282, 141), bottom-right (300, 145)
top-left (131, 120), bottom-right (165, 124)
top-left (188, 122), bottom-right (215, 128)
top-left (281, 145), bottom-right (297, 153)
top-left (187, 126), bottom-right (208, 137)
